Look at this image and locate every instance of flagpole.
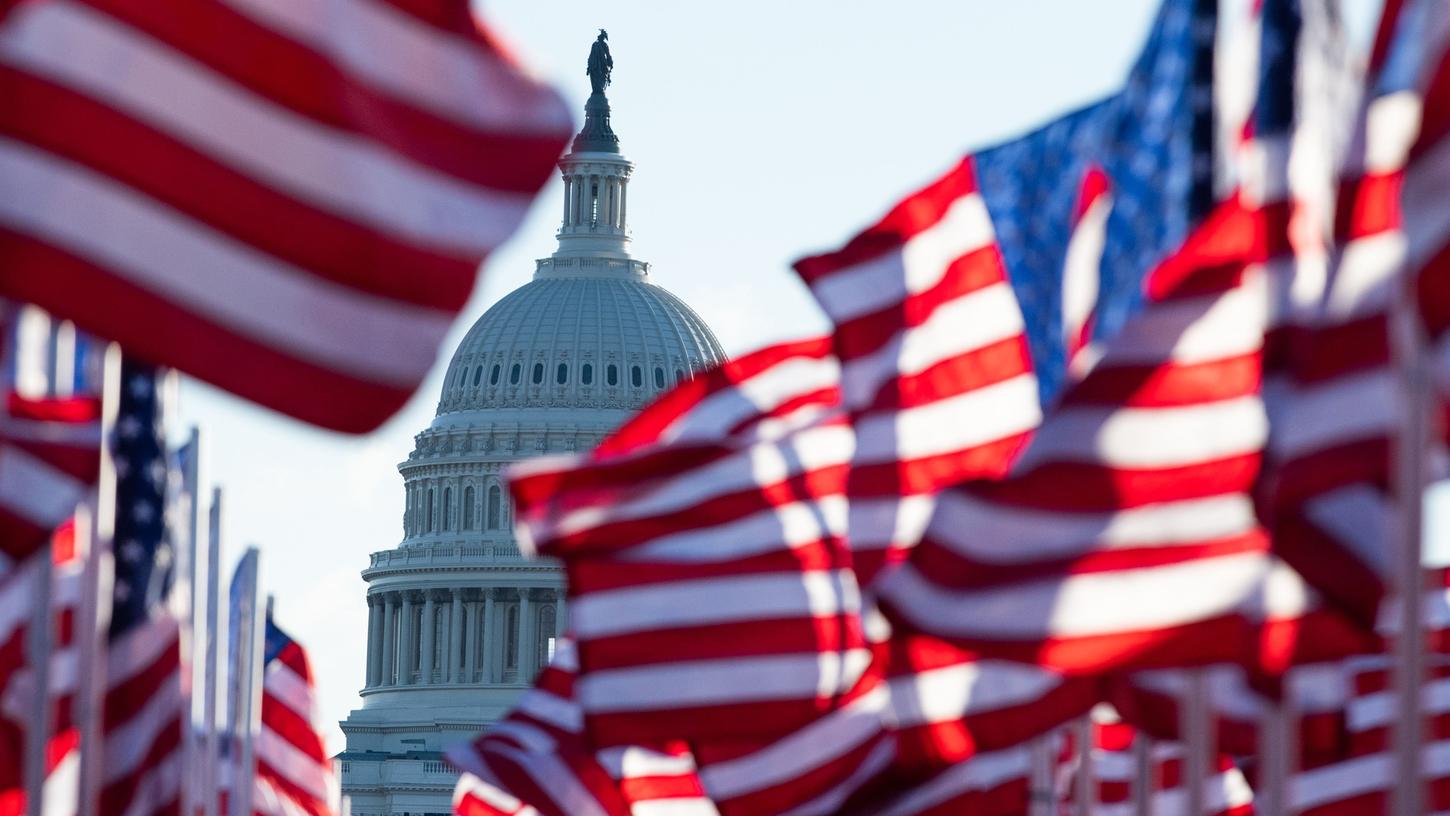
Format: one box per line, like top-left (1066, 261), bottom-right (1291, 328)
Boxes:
top-left (1028, 733), bottom-right (1055, 816)
top-left (1390, 246), bottom-right (1430, 816)
top-left (1132, 732), bottom-right (1153, 816)
top-left (1257, 692), bottom-right (1296, 816)
top-left (178, 422), bottom-right (200, 816)
top-left (75, 342), bottom-right (120, 816)
top-left (202, 488), bottom-right (222, 816)
top-left (230, 547), bottom-right (263, 816)
top-left (1074, 715), bottom-right (1094, 813)
top-left (22, 523), bottom-right (54, 816)
top-left (1181, 670), bottom-right (1210, 816)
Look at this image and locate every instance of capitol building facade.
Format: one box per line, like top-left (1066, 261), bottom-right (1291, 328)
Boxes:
top-left (337, 48), bottom-right (726, 816)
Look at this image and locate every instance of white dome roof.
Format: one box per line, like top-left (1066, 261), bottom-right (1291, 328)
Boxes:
top-left (433, 258), bottom-right (724, 422)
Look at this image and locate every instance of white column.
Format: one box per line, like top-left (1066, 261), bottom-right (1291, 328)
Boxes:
top-left (420, 593), bottom-right (438, 684)
top-left (365, 599), bottom-right (382, 687)
top-left (463, 596), bottom-right (479, 683)
top-left (618, 178), bottom-right (628, 233)
top-left (555, 591), bottom-right (566, 640)
top-left (447, 591), bottom-right (464, 683)
top-left (379, 594), bottom-right (396, 686)
top-left (571, 175), bottom-right (583, 226)
top-left (605, 176), bottom-right (617, 228)
top-left (518, 591), bottom-right (535, 681)
top-left (561, 177), bottom-right (573, 226)
top-left (397, 594), bottom-right (415, 685)
top-left (611, 178), bottom-right (623, 229)
top-left (481, 590), bottom-right (497, 683)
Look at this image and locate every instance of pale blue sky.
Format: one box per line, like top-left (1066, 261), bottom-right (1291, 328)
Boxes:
top-left (174, 1), bottom-right (1408, 750)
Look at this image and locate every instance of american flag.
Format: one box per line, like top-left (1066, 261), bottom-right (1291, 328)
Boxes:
top-left (0, 519), bottom-right (83, 816)
top-left (0, 303), bottom-right (101, 568)
top-left (508, 337), bottom-right (861, 750)
top-left (803, 0), bottom-right (1437, 679)
top-left (247, 612), bottom-right (336, 816)
top-left (791, 0), bottom-right (1220, 585)
top-left (0, 304), bottom-right (98, 816)
top-left (101, 360), bottom-right (182, 816)
top-left (448, 638), bottom-right (716, 816)
top-left (1054, 707), bottom-right (1256, 815)
top-left (1289, 658), bottom-right (1450, 813)
top-left (0, 0), bottom-right (572, 433)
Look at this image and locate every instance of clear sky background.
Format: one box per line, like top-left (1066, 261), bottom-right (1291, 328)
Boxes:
top-left (172, 0), bottom-right (1402, 752)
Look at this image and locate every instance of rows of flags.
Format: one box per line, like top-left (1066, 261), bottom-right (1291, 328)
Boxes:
top-left (450, 0), bottom-right (1450, 813)
top-left (0, 308), bottom-right (340, 816)
top-left (0, 0), bottom-right (1449, 812)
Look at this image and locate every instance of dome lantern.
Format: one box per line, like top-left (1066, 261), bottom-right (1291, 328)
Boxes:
top-left (552, 29), bottom-right (635, 263)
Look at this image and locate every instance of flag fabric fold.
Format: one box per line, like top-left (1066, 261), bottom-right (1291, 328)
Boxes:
top-left (0, 0), bottom-right (572, 432)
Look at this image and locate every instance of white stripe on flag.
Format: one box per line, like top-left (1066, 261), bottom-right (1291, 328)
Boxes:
top-left (571, 570), bottom-right (860, 639)
top-left (809, 193), bottom-right (996, 322)
top-left (0, 443), bottom-right (86, 526)
top-left (219, 0), bottom-right (572, 134)
top-left (576, 651), bottom-right (873, 713)
top-left (0, 137), bottom-right (454, 386)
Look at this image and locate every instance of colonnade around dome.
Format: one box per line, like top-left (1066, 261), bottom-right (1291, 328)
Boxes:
top-left (362, 585), bottom-right (563, 691)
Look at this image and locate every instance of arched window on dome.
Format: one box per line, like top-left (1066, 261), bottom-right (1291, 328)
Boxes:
top-left (490, 364), bottom-right (501, 385)
top-left (426, 488), bottom-right (435, 533)
top-left (473, 366), bottom-right (482, 387)
top-left (607, 364), bottom-right (618, 386)
top-left (675, 368), bottom-right (684, 383)
top-left (631, 366), bottom-right (642, 388)
top-left (463, 485), bottom-right (475, 530)
top-left (582, 363), bottom-right (593, 385)
top-left (532, 363), bottom-right (544, 384)
top-left (442, 487), bottom-right (452, 531)
top-left (654, 367), bottom-right (665, 389)
top-left (487, 484), bottom-right (502, 530)
top-left (510, 363), bottom-right (521, 385)
top-left (557, 363), bottom-right (568, 384)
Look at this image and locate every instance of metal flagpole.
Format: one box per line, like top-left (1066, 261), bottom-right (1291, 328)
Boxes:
top-left (1257, 692), bottom-right (1296, 816)
top-left (176, 421), bottom-right (200, 816)
top-left (22, 520), bottom-right (54, 816)
top-left (202, 489), bottom-right (222, 816)
top-left (1390, 239), bottom-right (1430, 816)
top-left (1028, 733), bottom-right (1055, 816)
top-left (1132, 733), bottom-right (1153, 816)
top-left (75, 342), bottom-right (120, 816)
top-left (230, 547), bottom-right (263, 816)
top-left (1181, 670), bottom-right (1211, 816)
top-left (1074, 715), bottom-right (1095, 814)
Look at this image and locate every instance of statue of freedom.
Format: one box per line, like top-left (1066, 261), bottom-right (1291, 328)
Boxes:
top-left (587, 29), bottom-right (613, 95)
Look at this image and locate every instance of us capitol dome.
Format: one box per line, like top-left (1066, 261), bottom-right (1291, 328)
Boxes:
top-left (338, 34), bottom-right (725, 816)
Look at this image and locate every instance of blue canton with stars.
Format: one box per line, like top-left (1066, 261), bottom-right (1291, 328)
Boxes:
top-left (109, 360), bottom-right (173, 639)
top-left (263, 613), bottom-right (295, 667)
top-left (973, 0), bottom-right (1218, 406)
